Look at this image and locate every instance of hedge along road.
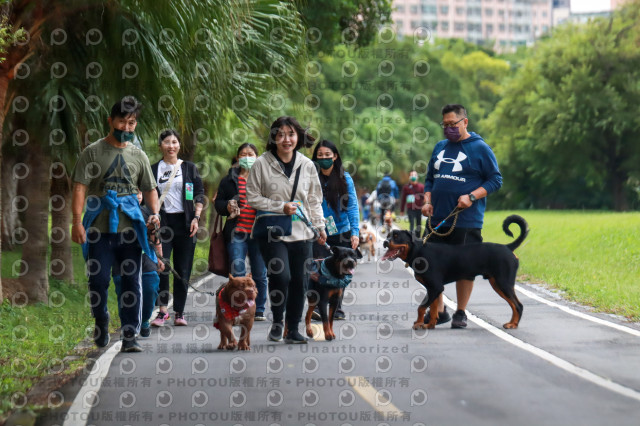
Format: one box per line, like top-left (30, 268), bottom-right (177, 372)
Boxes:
top-left (44, 233), bottom-right (640, 426)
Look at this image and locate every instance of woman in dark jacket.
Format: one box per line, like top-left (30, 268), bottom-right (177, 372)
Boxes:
top-left (150, 129), bottom-right (205, 327)
top-left (214, 143), bottom-right (267, 320)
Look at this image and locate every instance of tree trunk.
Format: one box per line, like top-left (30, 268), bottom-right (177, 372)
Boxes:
top-left (611, 171), bottom-right (629, 211)
top-left (605, 135), bottom-right (629, 211)
top-left (50, 166), bottom-right (74, 282)
top-left (182, 130), bottom-right (196, 162)
top-left (18, 142), bottom-right (51, 303)
top-left (1, 151), bottom-right (21, 251)
top-left (0, 73), bottom-right (6, 301)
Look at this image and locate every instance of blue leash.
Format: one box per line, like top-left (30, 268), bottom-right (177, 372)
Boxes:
top-left (294, 208), bottom-right (331, 251)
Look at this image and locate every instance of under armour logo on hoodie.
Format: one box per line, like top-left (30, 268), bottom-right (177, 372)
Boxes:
top-left (434, 150), bottom-right (467, 172)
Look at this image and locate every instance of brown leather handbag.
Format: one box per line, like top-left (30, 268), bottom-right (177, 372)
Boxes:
top-left (207, 212), bottom-right (229, 276)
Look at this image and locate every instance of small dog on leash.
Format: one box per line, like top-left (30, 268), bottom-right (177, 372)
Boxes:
top-left (305, 246), bottom-right (362, 340)
top-left (359, 224), bottom-right (376, 261)
top-left (214, 274), bottom-right (257, 350)
top-left (383, 210), bottom-right (395, 234)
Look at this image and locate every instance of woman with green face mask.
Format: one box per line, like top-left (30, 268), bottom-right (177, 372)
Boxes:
top-left (311, 139), bottom-right (360, 320)
top-left (214, 143), bottom-right (268, 321)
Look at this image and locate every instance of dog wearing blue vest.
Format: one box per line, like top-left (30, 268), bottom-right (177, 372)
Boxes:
top-left (304, 246), bottom-right (362, 340)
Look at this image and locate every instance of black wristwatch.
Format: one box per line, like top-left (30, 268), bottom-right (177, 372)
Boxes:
top-left (468, 193), bottom-right (477, 202)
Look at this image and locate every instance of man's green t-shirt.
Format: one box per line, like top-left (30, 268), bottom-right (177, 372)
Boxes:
top-left (72, 138), bottom-right (157, 233)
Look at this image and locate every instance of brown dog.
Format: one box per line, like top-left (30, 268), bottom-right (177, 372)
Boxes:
top-left (359, 224), bottom-right (376, 261)
top-left (214, 274), bottom-right (257, 350)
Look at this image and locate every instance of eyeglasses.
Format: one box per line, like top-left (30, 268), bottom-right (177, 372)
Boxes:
top-left (440, 118), bottom-right (465, 129)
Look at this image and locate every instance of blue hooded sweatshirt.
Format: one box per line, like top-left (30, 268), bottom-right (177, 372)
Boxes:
top-left (424, 132), bottom-right (502, 229)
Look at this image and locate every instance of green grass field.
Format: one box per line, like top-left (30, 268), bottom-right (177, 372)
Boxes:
top-left (399, 210), bottom-right (640, 320)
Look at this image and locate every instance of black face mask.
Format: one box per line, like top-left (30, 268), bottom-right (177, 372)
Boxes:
top-left (113, 129), bottom-right (134, 142)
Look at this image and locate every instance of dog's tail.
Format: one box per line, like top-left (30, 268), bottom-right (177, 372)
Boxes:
top-left (503, 215), bottom-right (529, 252)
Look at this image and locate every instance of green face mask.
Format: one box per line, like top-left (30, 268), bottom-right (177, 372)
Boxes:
top-left (113, 129), bottom-right (134, 142)
top-left (410, 176), bottom-right (418, 182)
top-left (316, 158), bottom-right (334, 170)
top-left (239, 156), bottom-right (256, 170)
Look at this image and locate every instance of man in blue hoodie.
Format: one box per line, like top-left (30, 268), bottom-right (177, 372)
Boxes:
top-left (421, 104), bottom-right (502, 328)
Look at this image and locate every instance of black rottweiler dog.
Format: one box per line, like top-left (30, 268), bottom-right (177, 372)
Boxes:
top-left (382, 215), bottom-right (529, 330)
top-left (305, 246), bottom-right (362, 340)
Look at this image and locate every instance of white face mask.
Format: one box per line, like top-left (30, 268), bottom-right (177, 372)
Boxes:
top-left (239, 156), bottom-right (256, 170)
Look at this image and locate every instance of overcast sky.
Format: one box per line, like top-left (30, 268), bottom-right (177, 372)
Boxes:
top-left (571, 0), bottom-right (611, 13)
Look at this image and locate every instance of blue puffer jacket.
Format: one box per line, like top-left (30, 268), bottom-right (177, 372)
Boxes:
top-left (320, 171), bottom-right (360, 237)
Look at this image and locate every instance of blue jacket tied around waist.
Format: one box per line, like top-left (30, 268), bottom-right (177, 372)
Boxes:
top-left (81, 190), bottom-right (157, 263)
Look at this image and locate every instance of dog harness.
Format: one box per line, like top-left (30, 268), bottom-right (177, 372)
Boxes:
top-left (312, 259), bottom-right (352, 289)
top-left (213, 288), bottom-right (255, 329)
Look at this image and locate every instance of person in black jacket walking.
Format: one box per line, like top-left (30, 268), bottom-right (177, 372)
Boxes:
top-left (214, 143), bottom-right (268, 320)
top-left (150, 129), bottom-right (205, 327)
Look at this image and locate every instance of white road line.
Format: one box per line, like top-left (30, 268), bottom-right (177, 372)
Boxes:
top-left (404, 266), bottom-right (640, 402)
top-left (347, 376), bottom-right (402, 415)
top-left (441, 296), bottom-right (640, 403)
top-left (63, 274), bottom-right (213, 426)
top-left (515, 284), bottom-right (640, 337)
top-left (63, 342), bottom-right (121, 426)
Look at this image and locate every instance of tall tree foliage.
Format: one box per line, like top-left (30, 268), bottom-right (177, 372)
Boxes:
top-left (486, 2), bottom-right (640, 210)
top-left (298, 0), bottom-right (392, 55)
top-left (299, 39), bottom-right (470, 189)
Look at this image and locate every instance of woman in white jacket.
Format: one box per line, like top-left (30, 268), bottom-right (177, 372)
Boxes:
top-left (246, 116), bottom-right (327, 344)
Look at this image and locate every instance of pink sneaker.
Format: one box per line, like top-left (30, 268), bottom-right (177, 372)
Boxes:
top-left (174, 313), bottom-right (188, 326)
top-left (151, 311), bottom-right (169, 327)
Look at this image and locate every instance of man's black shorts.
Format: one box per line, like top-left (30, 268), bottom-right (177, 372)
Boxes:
top-left (424, 226), bottom-right (483, 245)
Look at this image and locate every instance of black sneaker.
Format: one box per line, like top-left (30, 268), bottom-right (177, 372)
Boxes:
top-left (254, 312), bottom-right (266, 321)
top-left (333, 309), bottom-right (346, 321)
top-left (139, 325), bottom-right (151, 338)
top-left (121, 332), bottom-right (143, 352)
top-left (424, 306), bottom-right (451, 325)
top-left (268, 322), bottom-right (284, 342)
top-left (451, 309), bottom-right (468, 329)
top-left (93, 316), bottom-right (110, 348)
top-left (284, 329), bottom-right (308, 344)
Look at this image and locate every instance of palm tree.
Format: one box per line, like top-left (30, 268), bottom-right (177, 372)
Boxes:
top-left (1, 0), bottom-right (308, 302)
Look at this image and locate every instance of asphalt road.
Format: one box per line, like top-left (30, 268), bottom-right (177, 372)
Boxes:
top-left (42, 227), bottom-right (640, 426)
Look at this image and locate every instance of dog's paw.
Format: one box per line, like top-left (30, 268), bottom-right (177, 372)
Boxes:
top-left (412, 322), bottom-right (432, 330)
top-left (503, 323), bottom-right (518, 329)
top-left (306, 326), bottom-right (314, 338)
top-left (238, 341), bottom-right (250, 351)
top-left (226, 341), bottom-right (238, 350)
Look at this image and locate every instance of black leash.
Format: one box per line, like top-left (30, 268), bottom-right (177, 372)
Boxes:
top-left (294, 208), bottom-right (331, 251)
top-left (148, 221), bottom-right (216, 297)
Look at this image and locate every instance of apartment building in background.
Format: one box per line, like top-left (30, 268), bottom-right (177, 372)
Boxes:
top-left (392, 0), bottom-right (554, 51)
